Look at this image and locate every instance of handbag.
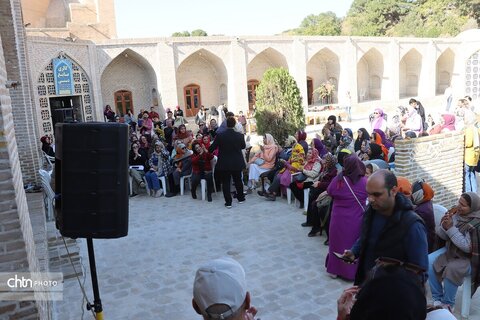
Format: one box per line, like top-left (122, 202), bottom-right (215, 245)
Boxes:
top-left (293, 173), bottom-right (307, 182)
top-left (343, 176), bottom-right (366, 211)
top-left (254, 158), bottom-right (265, 166)
top-left (316, 192), bottom-right (332, 209)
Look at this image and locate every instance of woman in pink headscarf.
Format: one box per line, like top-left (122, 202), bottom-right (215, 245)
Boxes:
top-left (428, 114), bottom-right (456, 135)
top-left (370, 108), bottom-right (388, 132)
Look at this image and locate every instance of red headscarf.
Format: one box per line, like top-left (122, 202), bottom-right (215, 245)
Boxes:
top-left (303, 147), bottom-right (320, 171)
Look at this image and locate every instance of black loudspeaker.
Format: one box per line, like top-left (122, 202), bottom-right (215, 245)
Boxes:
top-left (54, 123), bottom-right (129, 239)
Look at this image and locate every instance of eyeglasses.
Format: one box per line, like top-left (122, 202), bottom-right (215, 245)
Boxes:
top-left (373, 112), bottom-right (379, 115)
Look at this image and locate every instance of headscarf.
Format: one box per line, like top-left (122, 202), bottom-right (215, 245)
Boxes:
top-left (355, 128), bottom-right (370, 152)
top-left (288, 143), bottom-right (305, 171)
top-left (176, 124), bottom-right (190, 139)
top-left (264, 133), bottom-right (275, 145)
top-left (441, 114), bottom-right (456, 131)
top-left (327, 115), bottom-right (337, 125)
top-left (372, 108), bottom-right (387, 130)
top-left (373, 129), bottom-right (394, 149)
top-left (313, 138), bottom-right (328, 158)
top-left (344, 128), bottom-right (353, 138)
top-left (337, 149), bottom-right (352, 167)
top-left (369, 143), bottom-right (384, 161)
top-left (341, 134), bottom-right (353, 147)
top-left (339, 154), bottom-right (366, 185)
top-left (322, 153), bottom-right (337, 172)
top-left (304, 147), bottom-right (320, 171)
top-left (396, 177), bottom-right (412, 198)
top-left (175, 143), bottom-right (186, 160)
top-left (285, 135), bottom-right (297, 148)
top-left (201, 136), bottom-right (211, 149)
top-left (411, 180), bottom-right (434, 205)
top-left (296, 130), bottom-right (307, 142)
top-left (371, 132), bottom-right (389, 162)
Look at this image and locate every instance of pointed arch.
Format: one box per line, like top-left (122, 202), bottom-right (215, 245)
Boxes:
top-left (247, 47), bottom-right (288, 81)
top-left (176, 49), bottom-right (228, 116)
top-left (357, 48), bottom-right (384, 102)
top-left (101, 48), bottom-right (159, 116)
top-left (436, 48), bottom-right (455, 95)
top-left (306, 48), bottom-right (340, 105)
top-left (399, 49), bottom-right (422, 98)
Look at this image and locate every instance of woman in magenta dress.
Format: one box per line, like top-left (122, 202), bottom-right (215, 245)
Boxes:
top-left (325, 155), bottom-right (368, 280)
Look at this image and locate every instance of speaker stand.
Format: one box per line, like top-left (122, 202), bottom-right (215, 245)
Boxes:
top-left (86, 238), bottom-right (104, 320)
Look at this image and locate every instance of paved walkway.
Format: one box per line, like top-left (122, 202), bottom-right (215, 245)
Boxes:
top-left (53, 189), bottom-right (480, 320)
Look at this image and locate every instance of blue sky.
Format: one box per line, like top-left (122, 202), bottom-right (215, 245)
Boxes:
top-left (115, 0), bottom-right (354, 39)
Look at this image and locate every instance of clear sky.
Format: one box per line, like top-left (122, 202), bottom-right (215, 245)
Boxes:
top-left (114, 0), bottom-right (354, 39)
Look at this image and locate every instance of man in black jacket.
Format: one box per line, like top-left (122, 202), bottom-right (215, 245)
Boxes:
top-left (342, 170), bottom-right (428, 285)
top-left (209, 116), bottom-right (246, 208)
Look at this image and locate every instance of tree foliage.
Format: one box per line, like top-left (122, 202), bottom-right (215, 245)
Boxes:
top-left (341, 0), bottom-right (479, 37)
top-left (171, 29), bottom-right (208, 37)
top-left (288, 12), bottom-right (342, 36)
top-left (254, 68), bottom-right (305, 144)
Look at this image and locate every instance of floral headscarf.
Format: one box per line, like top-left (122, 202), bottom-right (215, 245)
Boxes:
top-left (288, 143), bottom-right (305, 171)
top-left (304, 147), bottom-right (320, 171)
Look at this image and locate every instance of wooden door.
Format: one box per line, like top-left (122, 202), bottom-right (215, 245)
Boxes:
top-left (114, 90), bottom-right (133, 116)
top-left (247, 80), bottom-right (259, 112)
top-left (307, 78), bottom-right (313, 105)
top-left (184, 85), bottom-right (201, 117)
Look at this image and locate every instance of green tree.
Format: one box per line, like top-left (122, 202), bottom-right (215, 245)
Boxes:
top-left (171, 31), bottom-right (190, 37)
top-left (191, 29), bottom-right (208, 36)
top-left (289, 12), bottom-right (342, 35)
top-left (342, 0), bottom-right (414, 36)
top-left (254, 68), bottom-right (305, 144)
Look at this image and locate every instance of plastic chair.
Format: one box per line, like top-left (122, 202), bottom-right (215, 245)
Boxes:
top-left (39, 169), bottom-right (55, 221)
top-left (180, 174), bottom-right (192, 196)
top-left (143, 175), bottom-right (166, 196)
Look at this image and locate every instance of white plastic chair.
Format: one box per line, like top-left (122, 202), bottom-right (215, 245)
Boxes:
top-left (199, 157), bottom-right (217, 201)
top-left (143, 175), bottom-right (166, 196)
top-left (39, 169), bottom-right (55, 221)
top-left (180, 174), bottom-right (192, 196)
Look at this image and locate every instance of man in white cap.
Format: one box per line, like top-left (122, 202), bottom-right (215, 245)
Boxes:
top-left (192, 257), bottom-right (258, 320)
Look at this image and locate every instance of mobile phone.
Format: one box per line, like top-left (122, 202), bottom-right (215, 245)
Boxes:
top-left (333, 252), bottom-right (356, 264)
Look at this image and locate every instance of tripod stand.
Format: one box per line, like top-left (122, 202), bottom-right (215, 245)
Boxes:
top-left (86, 238), bottom-right (104, 320)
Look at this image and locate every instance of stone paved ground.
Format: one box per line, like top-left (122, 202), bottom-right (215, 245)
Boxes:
top-left (53, 189), bottom-right (480, 320)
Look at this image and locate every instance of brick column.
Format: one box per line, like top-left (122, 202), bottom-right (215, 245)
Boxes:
top-left (0, 0), bottom-right (40, 184)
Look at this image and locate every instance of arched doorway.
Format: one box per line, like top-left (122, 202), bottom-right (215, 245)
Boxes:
top-left (247, 80), bottom-right (259, 113)
top-left (307, 77), bottom-right (313, 105)
top-left (114, 90), bottom-right (133, 116)
top-left (184, 84), bottom-right (201, 117)
top-left (306, 48), bottom-right (340, 105)
top-left (357, 48), bottom-right (384, 102)
top-left (176, 49), bottom-right (228, 116)
top-left (399, 49), bottom-right (422, 98)
top-left (436, 48), bottom-right (454, 95)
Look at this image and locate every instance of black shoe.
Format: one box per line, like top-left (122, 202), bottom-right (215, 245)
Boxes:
top-left (225, 203), bottom-right (232, 209)
top-left (299, 202), bottom-right (304, 209)
top-left (301, 222), bottom-right (312, 227)
top-left (165, 192), bottom-right (176, 198)
top-left (129, 193), bottom-right (138, 198)
top-left (265, 193), bottom-right (276, 201)
top-left (257, 191), bottom-right (265, 197)
top-left (191, 192), bottom-right (197, 199)
top-left (308, 229), bottom-right (322, 237)
top-left (323, 239), bottom-right (329, 246)
top-left (207, 194), bottom-right (212, 202)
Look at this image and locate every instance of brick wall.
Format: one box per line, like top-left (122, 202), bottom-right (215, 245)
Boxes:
top-left (0, 0), bottom-right (41, 184)
top-left (394, 131), bottom-right (465, 209)
top-left (0, 30), bottom-right (47, 318)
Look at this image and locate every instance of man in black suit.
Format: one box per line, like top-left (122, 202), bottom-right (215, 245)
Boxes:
top-left (209, 116), bottom-right (246, 208)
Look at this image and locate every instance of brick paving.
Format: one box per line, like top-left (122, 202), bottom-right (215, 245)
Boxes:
top-left (53, 188), bottom-right (480, 320)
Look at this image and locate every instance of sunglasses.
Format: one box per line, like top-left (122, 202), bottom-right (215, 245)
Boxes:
top-left (373, 112), bottom-right (379, 115)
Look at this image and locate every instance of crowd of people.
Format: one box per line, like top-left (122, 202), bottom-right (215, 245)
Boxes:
top-left (99, 96), bottom-right (480, 319)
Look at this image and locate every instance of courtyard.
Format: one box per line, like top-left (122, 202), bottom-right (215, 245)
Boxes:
top-left (53, 189), bottom-right (480, 320)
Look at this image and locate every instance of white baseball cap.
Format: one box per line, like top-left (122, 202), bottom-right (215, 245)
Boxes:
top-left (193, 257), bottom-right (247, 319)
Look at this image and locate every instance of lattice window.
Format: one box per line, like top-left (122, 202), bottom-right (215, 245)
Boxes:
top-left (73, 72), bottom-right (80, 82)
top-left (81, 73), bottom-right (88, 82)
top-left (47, 85), bottom-right (55, 95)
top-left (41, 110), bottom-right (50, 120)
top-left (466, 52), bottom-right (480, 99)
top-left (46, 73), bottom-right (54, 83)
top-left (40, 98), bottom-right (48, 108)
top-left (85, 105), bottom-right (92, 114)
top-left (42, 122), bottom-right (52, 134)
top-left (38, 74), bottom-right (45, 83)
top-left (74, 84), bottom-right (82, 94)
top-left (38, 85), bottom-right (46, 96)
top-left (83, 84), bottom-right (90, 93)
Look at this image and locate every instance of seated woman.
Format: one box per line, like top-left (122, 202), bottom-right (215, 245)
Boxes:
top-left (428, 114), bottom-right (456, 135)
top-left (129, 142), bottom-right (148, 197)
top-left (372, 128), bottom-right (394, 161)
top-left (356, 139), bottom-right (370, 161)
top-left (104, 105), bottom-right (115, 122)
top-left (312, 138), bottom-right (328, 158)
top-left (370, 107), bottom-right (388, 133)
top-left (336, 128), bottom-right (355, 154)
top-left (40, 135), bottom-right (55, 157)
top-left (364, 162), bottom-right (379, 177)
top-left (411, 180), bottom-right (436, 253)
top-left (302, 154), bottom-right (337, 238)
top-left (428, 192), bottom-right (480, 310)
top-left (145, 141), bottom-right (171, 197)
top-left (124, 109), bottom-right (137, 132)
top-left (354, 128), bottom-right (370, 153)
top-left (264, 142), bottom-right (305, 201)
top-left (190, 141), bottom-right (214, 202)
top-left (171, 143), bottom-right (193, 196)
top-left (208, 119), bottom-right (218, 139)
top-left (289, 147), bottom-right (321, 209)
top-left (139, 135), bottom-right (150, 154)
top-left (295, 130), bottom-right (308, 155)
top-left (174, 124), bottom-right (194, 148)
top-left (370, 131), bottom-right (390, 162)
top-left (247, 134), bottom-right (278, 192)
